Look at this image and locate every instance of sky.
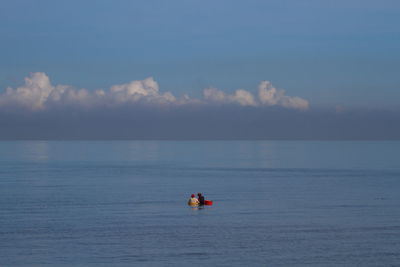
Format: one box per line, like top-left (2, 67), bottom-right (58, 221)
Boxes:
top-left (0, 0), bottom-right (399, 139)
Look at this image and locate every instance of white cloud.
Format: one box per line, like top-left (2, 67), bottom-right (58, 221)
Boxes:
top-left (232, 89), bottom-right (257, 106)
top-left (258, 81), bottom-right (309, 110)
top-left (0, 72), bottom-right (67, 110)
top-left (203, 87), bottom-right (226, 103)
top-left (0, 73), bottom-right (181, 110)
top-left (0, 72), bottom-right (309, 111)
top-left (203, 82), bottom-right (308, 109)
top-left (108, 77), bottom-right (177, 104)
top-left (203, 88), bottom-right (257, 107)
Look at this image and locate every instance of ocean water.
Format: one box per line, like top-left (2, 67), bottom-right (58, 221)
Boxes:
top-left (1, 141), bottom-right (400, 266)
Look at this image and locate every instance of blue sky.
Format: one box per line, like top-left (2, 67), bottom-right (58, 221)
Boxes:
top-left (1, 0), bottom-right (400, 140)
top-left (1, 0), bottom-right (399, 108)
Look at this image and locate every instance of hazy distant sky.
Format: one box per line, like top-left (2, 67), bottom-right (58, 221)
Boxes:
top-left (0, 0), bottom-right (399, 139)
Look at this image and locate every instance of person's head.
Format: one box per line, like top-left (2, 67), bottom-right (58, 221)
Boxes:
top-left (191, 194), bottom-right (195, 198)
top-left (197, 193), bottom-right (202, 197)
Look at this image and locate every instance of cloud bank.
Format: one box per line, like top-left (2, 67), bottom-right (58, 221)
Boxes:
top-left (0, 72), bottom-right (309, 111)
top-left (1, 73), bottom-right (399, 140)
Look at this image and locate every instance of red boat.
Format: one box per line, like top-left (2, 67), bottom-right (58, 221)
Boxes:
top-left (204, 200), bottom-right (213, 206)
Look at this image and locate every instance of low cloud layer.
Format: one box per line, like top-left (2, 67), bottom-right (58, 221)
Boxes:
top-left (0, 72), bottom-right (309, 111)
top-left (0, 104), bottom-right (399, 140)
top-left (1, 73), bottom-right (399, 140)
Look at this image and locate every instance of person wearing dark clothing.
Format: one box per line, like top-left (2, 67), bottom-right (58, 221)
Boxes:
top-left (197, 193), bottom-right (205, 206)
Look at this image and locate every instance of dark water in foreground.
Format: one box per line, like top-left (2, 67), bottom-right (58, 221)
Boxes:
top-left (1, 141), bottom-right (400, 266)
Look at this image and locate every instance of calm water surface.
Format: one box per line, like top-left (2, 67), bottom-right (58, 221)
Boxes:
top-left (1, 141), bottom-right (400, 266)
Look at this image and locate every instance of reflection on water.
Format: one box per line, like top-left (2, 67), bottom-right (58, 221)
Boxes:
top-left (127, 141), bottom-right (160, 162)
top-left (2, 141), bottom-right (50, 162)
top-left (27, 141), bottom-right (49, 162)
top-left (0, 141), bottom-right (399, 170)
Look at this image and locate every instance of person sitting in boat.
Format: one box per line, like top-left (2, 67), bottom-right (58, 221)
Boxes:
top-left (197, 193), bottom-right (205, 206)
top-left (188, 194), bottom-right (199, 206)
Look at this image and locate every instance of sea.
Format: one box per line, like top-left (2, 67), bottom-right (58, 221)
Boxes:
top-left (1, 141), bottom-right (400, 266)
